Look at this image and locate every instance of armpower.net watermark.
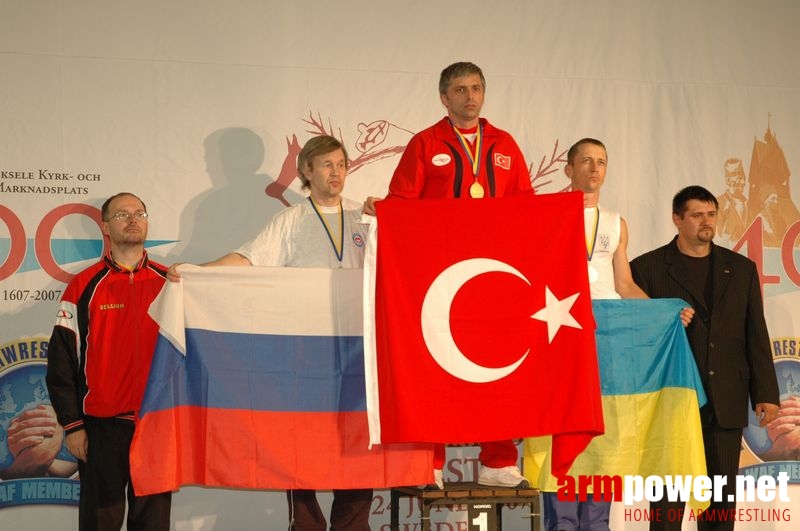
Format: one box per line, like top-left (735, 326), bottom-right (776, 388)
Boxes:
top-left (557, 473), bottom-right (792, 523)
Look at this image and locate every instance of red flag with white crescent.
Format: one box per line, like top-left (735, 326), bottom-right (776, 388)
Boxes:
top-left (365, 192), bottom-right (603, 477)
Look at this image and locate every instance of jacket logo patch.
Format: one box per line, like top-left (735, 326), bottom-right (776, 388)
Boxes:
top-left (494, 153), bottom-right (511, 170)
top-left (432, 154), bottom-right (451, 166)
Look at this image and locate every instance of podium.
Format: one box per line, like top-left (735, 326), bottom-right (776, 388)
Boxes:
top-left (390, 482), bottom-right (540, 531)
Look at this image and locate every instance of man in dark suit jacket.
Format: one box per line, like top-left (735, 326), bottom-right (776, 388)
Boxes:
top-left (630, 185), bottom-right (779, 531)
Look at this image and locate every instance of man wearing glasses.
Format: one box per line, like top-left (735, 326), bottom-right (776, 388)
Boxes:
top-left (47, 192), bottom-right (172, 531)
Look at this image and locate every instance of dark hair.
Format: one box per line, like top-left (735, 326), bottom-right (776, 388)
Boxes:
top-left (101, 192), bottom-right (146, 221)
top-left (566, 138), bottom-right (607, 166)
top-left (672, 185), bottom-right (719, 216)
top-left (439, 62), bottom-right (486, 94)
top-left (297, 135), bottom-right (349, 191)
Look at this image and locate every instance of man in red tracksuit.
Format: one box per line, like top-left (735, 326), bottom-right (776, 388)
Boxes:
top-left (46, 192), bottom-right (171, 531)
top-left (366, 61), bottom-right (533, 489)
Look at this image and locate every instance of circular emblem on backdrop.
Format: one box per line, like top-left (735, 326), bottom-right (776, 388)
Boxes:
top-left (0, 343), bottom-right (80, 508)
top-left (352, 232), bottom-right (364, 248)
top-left (0, 363), bottom-right (75, 473)
top-left (432, 154), bottom-right (452, 166)
top-left (742, 358), bottom-right (800, 464)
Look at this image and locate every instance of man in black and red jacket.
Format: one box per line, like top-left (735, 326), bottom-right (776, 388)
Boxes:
top-left (46, 192), bottom-right (171, 531)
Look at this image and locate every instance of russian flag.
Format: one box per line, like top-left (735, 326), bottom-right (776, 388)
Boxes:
top-left (524, 299), bottom-right (709, 508)
top-left (130, 266), bottom-right (434, 495)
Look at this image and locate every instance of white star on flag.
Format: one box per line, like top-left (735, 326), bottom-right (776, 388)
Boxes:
top-left (531, 286), bottom-right (583, 343)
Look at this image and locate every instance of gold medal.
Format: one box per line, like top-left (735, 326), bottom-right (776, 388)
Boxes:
top-left (451, 120), bottom-right (486, 199)
top-left (469, 181), bottom-right (485, 198)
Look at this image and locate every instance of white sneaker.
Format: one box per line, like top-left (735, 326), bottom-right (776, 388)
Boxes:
top-left (477, 465), bottom-right (529, 488)
top-left (433, 468), bottom-right (444, 489)
top-left (419, 468), bottom-right (444, 490)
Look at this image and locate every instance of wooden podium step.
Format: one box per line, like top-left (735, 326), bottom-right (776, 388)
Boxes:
top-left (390, 482), bottom-right (541, 531)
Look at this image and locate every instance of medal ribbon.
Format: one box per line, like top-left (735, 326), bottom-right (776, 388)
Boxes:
top-left (586, 206), bottom-right (600, 261)
top-left (450, 119), bottom-right (483, 178)
top-left (308, 197), bottom-right (344, 263)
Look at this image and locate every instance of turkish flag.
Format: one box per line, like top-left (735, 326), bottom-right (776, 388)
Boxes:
top-left (494, 152), bottom-right (512, 170)
top-left (366, 192), bottom-right (603, 476)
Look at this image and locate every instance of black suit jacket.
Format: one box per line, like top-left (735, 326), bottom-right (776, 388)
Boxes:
top-left (630, 236), bottom-right (779, 428)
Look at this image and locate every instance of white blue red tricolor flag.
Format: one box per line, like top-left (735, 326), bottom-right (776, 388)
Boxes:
top-left (364, 193), bottom-right (604, 477)
top-left (130, 266), bottom-right (434, 495)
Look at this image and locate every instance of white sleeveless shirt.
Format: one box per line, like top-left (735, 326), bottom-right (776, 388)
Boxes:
top-left (585, 205), bottom-right (621, 300)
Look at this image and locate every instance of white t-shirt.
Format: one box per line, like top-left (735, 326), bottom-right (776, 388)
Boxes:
top-left (236, 197), bottom-right (367, 268)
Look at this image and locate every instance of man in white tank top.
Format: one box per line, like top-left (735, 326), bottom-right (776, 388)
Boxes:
top-left (542, 138), bottom-right (649, 531)
top-left (567, 138), bottom-right (648, 301)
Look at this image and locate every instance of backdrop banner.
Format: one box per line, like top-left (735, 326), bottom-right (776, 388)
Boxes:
top-left (2, 1), bottom-right (798, 529)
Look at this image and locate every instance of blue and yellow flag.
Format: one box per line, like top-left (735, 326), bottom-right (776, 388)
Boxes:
top-left (524, 299), bottom-right (708, 507)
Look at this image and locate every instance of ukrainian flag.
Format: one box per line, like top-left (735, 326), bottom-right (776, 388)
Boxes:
top-left (524, 299), bottom-right (708, 508)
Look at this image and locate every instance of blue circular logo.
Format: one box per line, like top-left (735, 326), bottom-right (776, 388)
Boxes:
top-left (742, 358), bottom-right (800, 460)
top-left (1, 363), bottom-right (75, 475)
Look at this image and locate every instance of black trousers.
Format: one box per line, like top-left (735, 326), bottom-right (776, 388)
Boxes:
top-left (650, 414), bottom-right (743, 531)
top-left (78, 417), bottom-right (171, 531)
top-left (287, 488), bottom-right (373, 530)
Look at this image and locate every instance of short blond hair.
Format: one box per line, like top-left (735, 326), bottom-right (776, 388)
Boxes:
top-left (297, 136), bottom-right (349, 190)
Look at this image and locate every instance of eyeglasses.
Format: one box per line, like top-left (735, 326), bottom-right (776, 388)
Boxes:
top-left (105, 211), bottom-right (149, 223)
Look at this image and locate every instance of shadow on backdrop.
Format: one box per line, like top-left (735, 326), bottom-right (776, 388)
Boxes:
top-left (168, 128), bottom-right (303, 263)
